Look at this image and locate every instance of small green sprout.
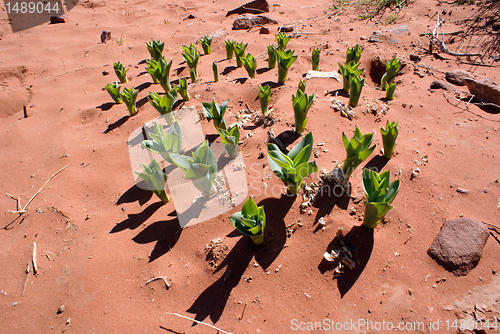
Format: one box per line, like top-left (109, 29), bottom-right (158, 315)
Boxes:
top-left (213, 61), bottom-right (220, 82)
top-left (146, 40), bottom-right (164, 61)
top-left (258, 85), bottom-right (272, 118)
top-left (292, 91), bottom-right (314, 135)
top-left (385, 82), bottom-right (396, 100)
top-left (312, 47), bottom-right (321, 71)
top-left (362, 168), bottom-right (400, 229)
top-left (381, 56), bottom-right (401, 90)
top-left (173, 78), bottom-right (191, 101)
top-left (380, 120), bottom-right (398, 159)
top-left (120, 87), bottom-right (139, 116)
top-left (182, 43), bottom-right (200, 83)
top-left (217, 124), bottom-right (240, 158)
top-left (148, 90), bottom-right (178, 125)
top-left (348, 75), bottom-right (364, 108)
top-left (200, 35), bottom-right (213, 55)
top-left (142, 121), bottom-right (183, 163)
top-left (113, 61), bottom-right (128, 83)
top-left (275, 32), bottom-right (290, 50)
top-left (135, 159), bottom-right (169, 203)
top-left (267, 44), bottom-right (277, 69)
top-left (241, 53), bottom-right (257, 79)
top-left (277, 49), bottom-right (297, 84)
top-left (104, 82), bottom-right (123, 104)
top-left (229, 198), bottom-right (266, 245)
top-left (297, 79), bottom-right (306, 95)
top-left (234, 42), bottom-right (248, 68)
top-left (146, 57), bottom-right (172, 92)
top-left (169, 140), bottom-right (218, 196)
top-left (267, 131), bottom-right (319, 195)
top-left (346, 44), bottom-right (363, 64)
top-left (342, 126), bottom-right (376, 178)
top-left (339, 61), bottom-right (363, 93)
top-left (202, 99), bottom-right (228, 130)
top-left (225, 40), bottom-right (235, 59)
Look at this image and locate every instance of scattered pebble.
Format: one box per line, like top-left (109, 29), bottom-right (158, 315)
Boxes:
top-left (456, 187), bottom-right (469, 194)
top-left (57, 305), bottom-right (65, 314)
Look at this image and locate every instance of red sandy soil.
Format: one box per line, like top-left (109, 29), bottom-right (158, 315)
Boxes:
top-left (1, 0), bottom-right (499, 333)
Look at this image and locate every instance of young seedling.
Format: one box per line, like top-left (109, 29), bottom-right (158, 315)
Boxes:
top-left (213, 61), bottom-right (220, 82)
top-left (297, 79), bottom-right (306, 95)
top-left (277, 49), bottom-right (297, 84)
top-left (200, 35), bottom-right (213, 55)
top-left (217, 124), bottom-right (240, 158)
top-left (346, 44), bottom-right (363, 64)
top-left (146, 57), bottom-right (172, 92)
top-left (342, 126), bottom-right (375, 178)
top-left (113, 61), bottom-right (128, 83)
top-left (229, 198), bottom-right (266, 245)
top-left (348, 74), bottom-right (364, 108)
top-left (267, 131), bottom-right (319, 195)
top-left (142, 121), bottom-right (183, 163)
top-left (241, 53), bottom-right (257, 79)
top-left (362, 168), bottom-right (400, 229)
top-left (385, 82), bottom-right (396, 100)
top-left (120, 87), bottom-right (139, 116)
top-left (182, 44), bottom-right (200, 83)
top-left (258, 85), bottom-right (272, 118)
top-left (267, 44), bottom-right (277, 69)
top-left (173, 78), bottom-right (191, 101)
top-left (380, 120), bottom-right (398, 159)
top-left (146, 40), bottom-right (164, 61)
top-left (292, 91), bottom-right (314, 135)
top-left (234, 42), bottom-right (248, 68)
top-left (202, 99), bottom-right (228, 131)
top-left (275, 32), bottom-right (290, 50)
top-left (381, 56), bottom-right (401, 90)
top-left (225, 40), bottom-right (235, 59)
top-left (104, 82), bottom-right (123, 104)
top-left (135, 159), bottom-right (170, 203)
top-left (148, 90), bottom-right (178, 125)
top-left (169, 140), bottom-right (218, 196)
top-left (312, 47), bottom-right (321, 71)
top-left (339, 61), bottom-right (363, 93)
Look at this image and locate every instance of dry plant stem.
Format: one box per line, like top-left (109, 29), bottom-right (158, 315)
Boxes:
top-left (21, 263), bottom-right (30, 297)
top-left (145, 276), bottom-right (171, 289)
top-left (7, 165), bottom-right (69, 214)
top-left (239, 303), bottom-right (247, 320)
top-left (482, 221), bottom-right (500, 234)
top-left (164, 312), bottom-right (232, 334)
top-left (32, 242), bottom-right (38, 275)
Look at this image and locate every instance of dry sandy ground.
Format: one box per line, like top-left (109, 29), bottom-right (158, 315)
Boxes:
top-left (0, 0), bottom-right (499, 333)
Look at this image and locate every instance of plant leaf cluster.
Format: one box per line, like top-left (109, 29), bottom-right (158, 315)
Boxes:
top-left (142, 121), bottom-right (183, 163)
top-left (362, 168), bottom-right (400, 228)
top-left (135, 159), bottom-right (170, 203)
top-left (341, 126), bottom-right (375, 178)
top-left (229, 198), bottom-right (266, 245)
top-left (202, 99), bottom-right (228, 130)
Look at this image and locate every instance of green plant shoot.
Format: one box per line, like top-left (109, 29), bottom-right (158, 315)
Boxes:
top-left (234, 42), bottom-right (248, 68)
top-left (339, 61), bottom-right (363, 93)
top-left (275, 32), bottom-right (290, 50)
top-left (241, 53), bottom-right (257, 79)
top-left (292, 91), bottom-right (314, 135)
top-left (213, 61), bottom-right (220, 82)
top-left (148, 90), bottom-right (178, 125)
top-left (381, 56), bottom-right (401, 90)
top-left (385, 82), bottom-right (396, 100)
top-left (380, 120), bottom-right (398, 159)
top-left (267, 44), bottom-right (277, 69)
top-left (146, 57), bottom-right (172, 92)
top-left (113, 61), bottom-right (128, 83)
top-left (142, 121), bottom-right (183, 163)
top-left (173, 78), bottom-right (190, 101)
top-left (346, 44), bottom-right (363, 64)
top-left (105, 82), bottom-right (122, 104)
top-left (200, 35), bottom-right (213, 55)
top-left (146, 40), bottom-right (164, 61)
top-left (202, 99), bottom-right (228, 130)
top-left (169, 140), bottom-right (218, 196)
top-left (258, 85), bottom-right (272, 118)
top-left (312, 47), bottom-right (321, 71)
top-left (225, 40), bottom-right (235, 59)
top-left (120, 87), bottom-right (139, 116)
top-left (348, 75), bottom-right (364, 107)
top-left (277, 49), bottom-right (297, 84)
top-left (135, 159), bottom-right (169, 203)
top-left (297, 79), bottom-right (306, 95)
top-left (362, 168), bottom-right (400, 229)
top-left (217, 124), bottom-right (240, 158)
top-left (229, 198), bottom-right (266, 245)
top-left (341, 126), bottom-right (376, 178)
top-left (182, 44), bottom-right (200, 83)
top-left (267, 131), bottom-right (319, 195)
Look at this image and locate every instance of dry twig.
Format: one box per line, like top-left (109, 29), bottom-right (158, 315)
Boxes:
top-left (164, 312), bottom-right (232, 334)
top-left (32, 242), bottom-right (38, 275)
top-left (145, 276), bottom-right (171, 289)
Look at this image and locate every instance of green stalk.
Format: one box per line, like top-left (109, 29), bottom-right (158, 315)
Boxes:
top-left (121, 87), bottom-right (139, 116)
top-left (267, 45), bottom-right (277, 69)
top-left (241, 53), bottom-right (257, 79)
top-left (348, 75), bottom-right (364, 108)
top-left (312, 47), bottom-right (321, 71)
top-left (225, 40), bottom-right (235, 59)
top-left (200, 36), bottom-right (212, 55)
top-left (380, 120), bottom-right (398, 159)
top-left (339, 62), bottom-right (363, 93)
top-left (277, 49), bottom-right (297, 84)
top-left (213, 61), bottom-right (220, 82)
top-left (275, 32), bottom-right (290, 50)
top-left (385, 82), bottom-right (396, 100)
top-left (173, 78), bottom-right (190, 101)
top-left (292, 92), bottom-right (314, 134)
top-left (258, 85), bottom-right (271, 118)
top-left (346, 44), bottom-right (363, 64)
top-left (113, 61), bottom-right (128, 83)
top-left (234, 42), bottom-right (248, 68)
top-left (381, 56), bottom-right (401, 90)
top-left (105, 82), bottom-right (123, 104)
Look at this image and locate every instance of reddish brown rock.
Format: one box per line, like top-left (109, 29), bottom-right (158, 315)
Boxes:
top-left (445, 69), bottom-right (474, 86)
top-left (50, 13), bottom-right (66, 24)
top-left (232, 14), bottom-right (278, 30)
top-left (464, 78), bottom-right (500, 107)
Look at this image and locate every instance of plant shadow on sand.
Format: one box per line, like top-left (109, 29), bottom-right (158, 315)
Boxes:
top-left (318, 225), bottom-right (374, 298)
top-left (313, 185), bottom-right (351, 230)
top-left (186, 194), bottom-right (295, 325)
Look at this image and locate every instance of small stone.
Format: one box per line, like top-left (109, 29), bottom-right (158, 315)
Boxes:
top-left (484, 188), bottom-right (489, 193)
top-left (430, 80), bottom-right (455, 91)
top-left (456, 187), bottom-right (469, 194)
top-left (57, 305), bottom-right (65, 314)
top-left (445, 69), bottom-right (474, 86)
top-left (278, 25), bottom-right (294, 32)
top-left (232, 14), bottom-right (278, 30)
top-left (259, 26), bottom-right (270, 34)
top-left (359, 36), bottom-right (366, 40)
top-left (50, 13), bottom-right (66, 24)
top-left (464, 78), bottom-right (500, 107)
top-left (368, 35), bottom-right (380, 42)
top-left (409, 54), bottom-right (421, 61)
top-left (102, 71), bottom-right (109, 76)
top-left (258, 152), bottom-right (264, 159)
top-left (100, 30), bottom-right (111, 44)
top-left (121, 206), bottom-right (127, 212)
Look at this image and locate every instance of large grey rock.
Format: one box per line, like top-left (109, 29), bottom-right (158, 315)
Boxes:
top-left (232, 14), bottom-right (278, 30)
top-left (464, 78), bottom-right (500, 107)
top-left (428, 217), bottom-right (489, 276)
top-left (446, 69), bottom-right (474, 86)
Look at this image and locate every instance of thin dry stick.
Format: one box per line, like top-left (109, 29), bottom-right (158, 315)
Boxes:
top-left (7, 165), bottom-right (69, 214)
top-left (164, 312), bottom-right (232, 334)
top-left (239, 303), bottom-right (247, 320)
top-left (21, 263), bottom-right (30, 296)
top-left (145, 276), bottom-right (171, 289)
top-left (32, 242), bottom-right (38, 275)
top-left (483, 221), bottom-right (500, 233)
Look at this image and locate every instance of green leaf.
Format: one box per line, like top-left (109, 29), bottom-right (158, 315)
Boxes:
top-left (288, 131), bottom-right (313, 163)
top-left (242, 198), bottom-right (259, 216)
top-left (294, 161), bottom-right (319, 181)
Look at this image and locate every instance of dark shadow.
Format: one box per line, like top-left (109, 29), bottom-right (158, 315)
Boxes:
top-left (132, 217), bottom-right (182, 262)
top-left (116, 181), bottom-right (153, 206)
top-left (325, 89), bottom-right (349, 98)
top-left (137, 71), bottom-right (148, 78)
top-left (135, 82), bottom-right (153, 92)
top-left (221, 66), bottom-right (238, 75)
top-left (103, 115), bottom-right (131, 134)
top-left (243, 124), bottom-right (259, 131)
top-left (137, 96), bottom-right (149, 109)
top-left (174, 66), bottom-right (186, 76)
top-left (276, 130), bottom-right (301, 148)
top-left (477, 104), bottom-right (500, 114)
top-left (363, 155), bottom-right (389, 173)
top-left (205, 133), bottom-right (219, 145)
top-left (138, 59), bottom-right (148, 65)
top-left (256, 67), bottom-right (272, 75)
top-left (110, 201), bottom-right (164, 233)
top-left (313, 183), bottom-right (351, 225)
top-left (233, 77), bottom-right (248, 85)
top-left (173, 100), bottom-right (185, 110)
top-left (96, 102), bottom-right (115, 111)
top-left (260, 81), bottom-right (284, 89)
top-left (217, 154), bottom-right (233, 172)
top-left (176, 194), bottom-right (211, 224)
